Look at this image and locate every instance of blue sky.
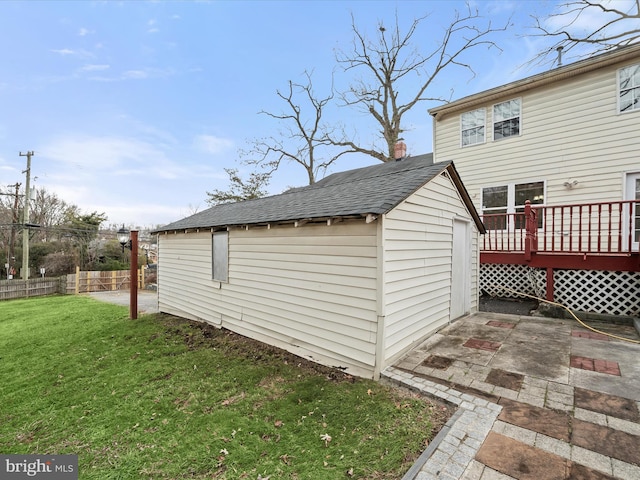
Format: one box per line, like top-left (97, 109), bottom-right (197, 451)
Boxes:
top-left (0, 0), bottom-right (616, 227)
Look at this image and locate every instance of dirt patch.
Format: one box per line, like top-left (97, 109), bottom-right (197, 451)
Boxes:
top-left (480, 296), bottom-right (538, 316)
top-left (421, 355), bottom-right (454, 370)
top-left (155, 313), bottom-right (358, 382)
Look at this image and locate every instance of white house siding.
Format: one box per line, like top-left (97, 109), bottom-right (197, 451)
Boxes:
top-left (381, 172), bottom-right (479, 365)
top-left (158, 221), bottom-right (380, 377)
top-left (432, 58), bottom-right (640, 211)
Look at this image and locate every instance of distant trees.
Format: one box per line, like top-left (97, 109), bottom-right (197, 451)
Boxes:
top-left (530, 0), bottom-right (640, 66)
top-left (62, 211), bottom-right (108, 269)
top-left (0, 185), bottom-right (122, 277)
top-left (206, 168), bottom-right (271, 206)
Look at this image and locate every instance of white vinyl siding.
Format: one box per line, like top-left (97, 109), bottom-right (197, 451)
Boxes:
top-left (158, 222), bottom-right (379, 377)
top-left (433, 60), bottom-right (640, 212)
top-left (382, 172), bottom-right (479, 364)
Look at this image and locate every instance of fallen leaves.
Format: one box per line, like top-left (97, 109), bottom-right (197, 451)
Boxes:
top-left (320, 433), bottom-right (332, 447)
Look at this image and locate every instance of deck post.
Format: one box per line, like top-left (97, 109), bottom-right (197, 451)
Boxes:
top-left (546, 267), bottom-right (554, 302)
top-left (524, 200), bottom-right (537, 261)
top-left (130, 230), bottom-right (138, 320)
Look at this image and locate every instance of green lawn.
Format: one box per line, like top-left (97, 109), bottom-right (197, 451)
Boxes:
top-left (0, 296), bottom-right (450, 479)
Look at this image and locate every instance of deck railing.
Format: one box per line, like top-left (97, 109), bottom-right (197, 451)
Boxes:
top-left (481, 200), bottom-right (638, 255)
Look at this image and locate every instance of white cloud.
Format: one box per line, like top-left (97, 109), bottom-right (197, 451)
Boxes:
top-left (193, 134), bottom-right (234, 155)
top-left (80, 64), bottom-right (110, 72)
top-left (51, 48), bottom-right (76, 56)
top-left (51, 48), bottom-right (94, 58)
top-left (147, 18), bottom-right (159, 33)
top-left (78, 27), bottom-right (94, 36)
top-left (33, 132), bottom-right (234, 226)
top-left (122, 70), bottom-right (149, 79)
top-left (44, 135), bottom-right (172, 171)
top-left (88, 67), bottom-right (174, 82)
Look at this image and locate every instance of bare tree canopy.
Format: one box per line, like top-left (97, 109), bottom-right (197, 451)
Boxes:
top-left (530, 0), bottom-right (640, 67)
top-left (206, 168), bottom-right (271, 206)
top-left (331, 5), bottom-right (507, 162)
top-left (244, 71), bottom-right (350, 185)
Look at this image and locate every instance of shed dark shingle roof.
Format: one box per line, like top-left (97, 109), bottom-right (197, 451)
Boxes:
top-left (154, 156), bottom-right (483, 233)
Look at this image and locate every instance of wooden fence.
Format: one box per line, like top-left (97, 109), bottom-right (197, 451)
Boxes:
top-left (0, 267), bottom-right (151, 300)
top-left (0, 277), bottom-right (67, 301)
top-left (66, 267), bottom-right (148, 294)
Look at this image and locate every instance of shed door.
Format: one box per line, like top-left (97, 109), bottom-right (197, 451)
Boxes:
top-left (451, 218), bottom-right (471, 320)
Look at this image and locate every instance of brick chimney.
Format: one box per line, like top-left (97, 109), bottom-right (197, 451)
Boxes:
top-left (394, 141), bottom-right (407, 161)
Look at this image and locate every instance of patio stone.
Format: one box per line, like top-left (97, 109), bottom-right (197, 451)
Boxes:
top-left (571, 418), bottom-right (640, 466)
top-left (574, 387), bottom-right (639, 422)
top-left (498, 398), bottom-right (570, 442)
top-left (485, 369), bottom-right (523, 391)
top-left (476, 432), bottom-right (570, 480)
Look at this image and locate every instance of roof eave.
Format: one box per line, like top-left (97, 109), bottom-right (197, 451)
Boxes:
top-left (428, 44), bottom-right (640, 121)
top-left (151, 213), bottom-right (378, 235)
top-left (445, 163), bottom-right (486, 234)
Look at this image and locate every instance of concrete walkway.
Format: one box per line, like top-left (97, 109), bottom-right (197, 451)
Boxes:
top-left (86, 290), bottom-right (159, 314)
top-left (384, 312), bottom-right (640, 480)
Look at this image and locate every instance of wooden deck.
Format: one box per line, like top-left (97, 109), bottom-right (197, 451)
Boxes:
top-left (481, 200), bottom-right (639, 272)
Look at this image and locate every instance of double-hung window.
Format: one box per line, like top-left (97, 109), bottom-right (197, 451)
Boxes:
top-left (619, 63), bottom-right (640, 113)
top-left (493, 99), bottom-right (521, 140)
top-left (461, 108), bottom-right (485, 146)
top-left (482, 181), bottom-right (544, 230)
top-left (212, 231), bottom-right (229, 282)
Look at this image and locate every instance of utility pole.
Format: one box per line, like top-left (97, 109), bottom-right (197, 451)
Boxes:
top-left (8, 183), bottom-right (21, 279)
top-left (20, 151), bottom-right (34, 279)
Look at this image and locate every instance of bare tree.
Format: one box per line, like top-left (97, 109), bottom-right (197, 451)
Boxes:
top-left (206, 168), bottom-right (271, 206)
top-left (331, 6), bottom-right (507, 162)
top-left (245, 71), bottom-right (351, 185)
top-left (29, 188), bottom-right (75, 242)
top-left (529, 0), bottom-right (640, 67)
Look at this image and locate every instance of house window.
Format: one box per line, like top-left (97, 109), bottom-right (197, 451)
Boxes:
top-left (482, 181), bottom-right (544, 230)
top-left (461, 108), bottom-right (485, 146)
top-left (212, 231), bottom-right (228, 282)
top-left (619, 64), bottom-right (640, 113)
top-left (493, 99), bottom-right (520, 140)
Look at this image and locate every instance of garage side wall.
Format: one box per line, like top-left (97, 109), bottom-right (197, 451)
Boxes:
top-left (157, 222), bottom-right (380, 377)
top-left (382, 171), bottom-right (479, 365)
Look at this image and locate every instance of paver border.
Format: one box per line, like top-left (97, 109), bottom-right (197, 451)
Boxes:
top-left (383, 367), bottom-right (502, 480)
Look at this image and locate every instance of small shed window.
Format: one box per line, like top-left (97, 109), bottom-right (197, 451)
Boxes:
top-left (212, 231), bottom-right (228, 282)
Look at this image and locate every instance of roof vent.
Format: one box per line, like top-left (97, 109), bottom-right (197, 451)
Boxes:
top-left (394, 141), bottom-right (407, 161)
top-left (556, 46), bottom-right (564, 67)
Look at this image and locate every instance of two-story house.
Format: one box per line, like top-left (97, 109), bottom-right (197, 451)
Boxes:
top-left (428, 44), bottom-right (640, 317)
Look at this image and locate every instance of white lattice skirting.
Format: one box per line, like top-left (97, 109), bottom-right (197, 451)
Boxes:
top-left (480, 264), bottom-right (546, 299)
top-left (480, 264), bottom-right (640, 317)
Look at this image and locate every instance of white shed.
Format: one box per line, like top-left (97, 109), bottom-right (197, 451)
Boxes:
top-left (153, 158), bottom-right (484, 379)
